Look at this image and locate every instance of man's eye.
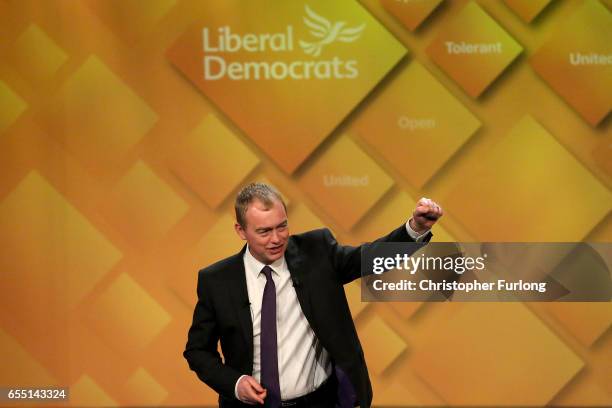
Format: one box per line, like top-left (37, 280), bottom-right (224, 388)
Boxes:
top-left (277, 225), bottom-right (287, 231)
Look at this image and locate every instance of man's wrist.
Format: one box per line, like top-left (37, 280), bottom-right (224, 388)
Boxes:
top-left (406, 218), bottom-right (430, 241)
top-left (408, 218), bottom-right (427, 234)
top-left (235, 375), bottom-right (247, 400)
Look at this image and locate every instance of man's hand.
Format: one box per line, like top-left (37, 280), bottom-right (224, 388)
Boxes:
top-left (237, 375), bottom-right (267, 405)
top-left (410, 197), bottom-right (443, 233)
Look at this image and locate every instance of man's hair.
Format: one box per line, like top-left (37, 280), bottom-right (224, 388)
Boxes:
top-left (235, 182), bottom-right (287, 228)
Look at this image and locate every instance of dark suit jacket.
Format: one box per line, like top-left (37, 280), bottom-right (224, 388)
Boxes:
top-left (184, 223), bottom-right (431, 408)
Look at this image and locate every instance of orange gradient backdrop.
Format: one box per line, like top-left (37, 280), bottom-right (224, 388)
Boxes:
top-left (0, 0), bottom-right (610, 406)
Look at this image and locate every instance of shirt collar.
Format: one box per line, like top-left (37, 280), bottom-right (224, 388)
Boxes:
top-left (244, 244), bottom-right (286, 277)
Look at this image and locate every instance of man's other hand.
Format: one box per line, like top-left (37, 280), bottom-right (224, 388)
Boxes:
top-left (410, 197), bottom-right (443, 233)
top-left (237, 375), bottom-right (267, 405)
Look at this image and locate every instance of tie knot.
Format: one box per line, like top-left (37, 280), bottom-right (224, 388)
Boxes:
top-left (261, 265), bottom-right (274, 280)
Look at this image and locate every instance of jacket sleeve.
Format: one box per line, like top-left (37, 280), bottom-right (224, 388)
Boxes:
top-left (324, 223), bottom-right (432, 285)
top-left (183, 270), bottom-right (242, 399)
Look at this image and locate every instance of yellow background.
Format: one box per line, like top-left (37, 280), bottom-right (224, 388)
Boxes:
top-left (0, 0), bottom-right (610, 406)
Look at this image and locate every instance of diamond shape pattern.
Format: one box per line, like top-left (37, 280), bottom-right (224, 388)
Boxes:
top-left (10, 24), bottom-right (67, 81)
top-left (0, 172), bottom-right (122, 322)
top-left (426, 1), bottom-right (523, 97)
top-left (593, 137), bottom-right (612, 179)
top-left (354, 61), bottom-right (480, 188)
top-left (544, 303), bottom-right (612, 347)
top-left (169, 114), bottom-right (259, 208)
top-left (0, 2), bottom-right (610, 407)
top-left (504, 0), bottom-right (554, 23)
top-left (299, 136), bottom-right (394, 230)
top-left (87, 0), bottom-right (176, 44)
top-left (0, 80), bottom-right (27, 132)
top-left (381, 0), bottom-right (443, 31)
top-left (86, 273), bottom-right (172, 355)
top-left (360, 315), bottom-right (407, 375)
top-left (102, 161), bottom-right (188, 247)
top-left (122, 367), bottom-right (168, 405)
top-left (47, 56), bottom-right (157, 169)
top-left (530, 0), bottom-right (612, 125)
top-left (287, 202), bottom-right (325, 234)
top-left (410, 303), bottom-right (584, 406)
top-left (443, 116), bottom-right (612, 241)
top-left (0, 328), bottom-right (56, 387)
top-left (70, 374), bottom-right (118, 407)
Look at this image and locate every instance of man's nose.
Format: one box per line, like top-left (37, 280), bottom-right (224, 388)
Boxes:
top-left (270, 229), bottom-right (280, 243)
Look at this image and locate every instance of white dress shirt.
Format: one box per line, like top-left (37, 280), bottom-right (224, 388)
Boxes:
top-left (235, 220), bottom-right (429, 401)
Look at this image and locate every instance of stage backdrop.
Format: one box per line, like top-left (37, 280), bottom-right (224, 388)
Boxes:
top-left (0, 0), bottom-right (611, 406)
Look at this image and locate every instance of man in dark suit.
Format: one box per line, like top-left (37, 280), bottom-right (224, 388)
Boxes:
top-left (184, 183), bottom-right (443, 407)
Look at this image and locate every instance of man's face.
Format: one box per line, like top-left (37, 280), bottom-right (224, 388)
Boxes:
top-left (235, 198), bottom-right (289, 264)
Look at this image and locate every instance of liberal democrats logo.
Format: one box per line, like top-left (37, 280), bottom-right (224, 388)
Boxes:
top-left (299, 5), bottom-right (366, 57)
top-left (167, 0), bottom-right (406, 173)
top-left (200, 5), bottom-right (366, 81)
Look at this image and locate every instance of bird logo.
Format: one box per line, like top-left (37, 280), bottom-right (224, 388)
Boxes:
top-left (299, 5), bottom-right (366, 57)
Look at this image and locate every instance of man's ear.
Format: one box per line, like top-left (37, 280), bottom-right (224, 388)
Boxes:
top-left (235, 222), bottom-right (247, 240)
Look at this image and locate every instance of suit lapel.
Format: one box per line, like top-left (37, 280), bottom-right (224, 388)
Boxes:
top-left (226, 246), bottom-right (254, 366)
top-left (284, 237), bottom-right (315, 327)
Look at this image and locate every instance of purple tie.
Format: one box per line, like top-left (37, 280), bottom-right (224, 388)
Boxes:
top-left (260, 266), bottom-right (281, 408)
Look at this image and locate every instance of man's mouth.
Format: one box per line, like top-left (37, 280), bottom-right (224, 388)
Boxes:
top-left (268, 245), bottom-right (283, 254)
